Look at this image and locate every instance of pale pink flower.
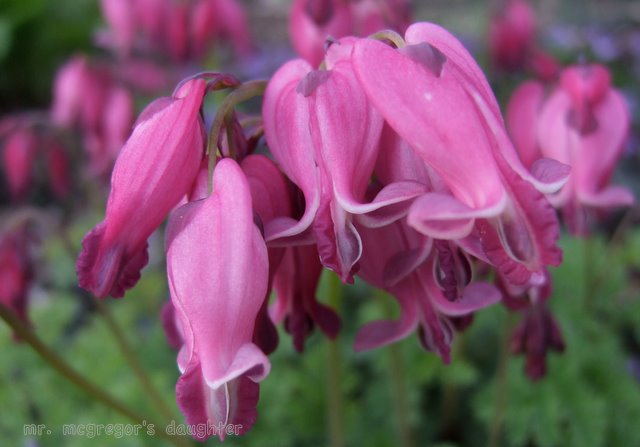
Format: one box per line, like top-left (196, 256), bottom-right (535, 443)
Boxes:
top-left (77, 79), bottom-right (207, 298)
top-left (166, 159), bottom-right (270, 440)
top-left (507, 64), bottom-right (634, 234)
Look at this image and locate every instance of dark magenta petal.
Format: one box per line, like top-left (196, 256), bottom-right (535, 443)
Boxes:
top-left (76, 222), bottom-right (149, 299)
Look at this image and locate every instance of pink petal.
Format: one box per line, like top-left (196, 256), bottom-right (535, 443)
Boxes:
top-left (405, 22), bottom-right (501, 120)
top-left (288, 0), bottom-right (354, 67)
top-left (263, 59), bottom-right (321, 242)
top-left (408, 192), bottom-right (507, 240)
top-left (430, 281), bottom-right (502, 316)
top-left (354, 288), bottom-right (419, 351)
top-left (352, 38), bottom-right (507, 211)
top-left (77, 79), bottom-right (206, 298)
top-left (506, 80), bottom-right (545, 168)
top-left (167, 159), bottom-right (270, 438)
top-left (579, 186), bottom-right (634, 208)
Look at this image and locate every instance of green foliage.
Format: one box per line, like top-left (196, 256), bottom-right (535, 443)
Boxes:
top-left (0, 0), bottom-right (100, 112)
top-left (473, 233), bottom-right (640, 447)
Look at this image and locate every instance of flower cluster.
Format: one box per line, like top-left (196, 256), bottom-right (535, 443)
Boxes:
top-left (74, 20), bottom-right (595, 439)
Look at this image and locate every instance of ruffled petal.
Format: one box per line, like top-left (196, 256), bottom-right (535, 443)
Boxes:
top-left (354, 287), bottom-right (420, 351)
top-left (408, 192), bottom-right (507, 240)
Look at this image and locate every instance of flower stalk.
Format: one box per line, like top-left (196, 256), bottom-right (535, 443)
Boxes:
top-left (326, 272), bottom-right (345, 447)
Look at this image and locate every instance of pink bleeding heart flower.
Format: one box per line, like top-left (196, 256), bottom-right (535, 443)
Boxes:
top-left (135, 0), bottom-right (167, 43)
top-left (166, 1), bottom-right (190, 62)
top-left (488, 0), bottom-right (536, 73)
top-left (45, 137), bottom-right (72, 200)
top-left (0, 224), bottom-right (35, 328)
top-left (354, 220), bottom-right (501, 363)
top-left (166, 158), bottom-right (270, 440)
top-left (1, 126), bottom-right (39, 202)
top-left (350, 22), bottom-right (569, 286)
top-left (350, 0), bottom-right (411, 36)
top-left (100, 0), bottom-right (137, 56)
top-left (213, 0), bottom-right (253, 57)
top-left (103, 86), bottom-right (135, 161)
top-left (507, 64), bottom-right (634, 235)
top-left (289, 0), bottom-right (354, 67)
top-left (241, 154), bottom-right (296, 356)
top-left (76, 78), bottom-right (207, 299)
top-left (511, 301), bottom-right (565, 381)
top-left (497, 270), bottom-right (565, 380)
top-left (190, 0), bottom-right (253, 61)
top-left (161, 299), bottom-right (183, 350)
top-left (51, 56), bottom-right (89, 128)
top-left (289, 0), bottom-right (412, 67)
top-left (263, 43), bottom-right (425, 282)
top-left (86, 85), bottom-right (135, 177)
top-left (270, 244), bottom-right (340, 352)
top-left (488, 0), bottom-right (559, 80)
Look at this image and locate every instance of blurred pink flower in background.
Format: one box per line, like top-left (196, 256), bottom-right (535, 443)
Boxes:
top-left (1, 127), bottom-right (38, 202)
top-left (507, 63), bottom-right (634, 234)
top-left (289, 0), bottom-right (411, 67)
top-left (99, 0), bottom-right (252, 62)
top-left (488, 0), bottom-right (558, 80)
top-left (51, 55), bottom-right (135, 177)
top-left (0, 223), bottom-right (35, 327)
top-left (498, 270), bottom-right (565, 381)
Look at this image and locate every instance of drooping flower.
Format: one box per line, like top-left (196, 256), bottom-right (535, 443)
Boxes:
top-left (1, 126), bottom-right (39, 202)
top-left (288, 0), bottom-right (411, 67)
top-left (489, 0), bottom-right (536, 73)
top-left (349, 22), bottom-right (569, 286)
top-left (498, 270), bottom-right (565, 380)
top-left (77, 78), bottom-right (207, 298)
top-left (241, 154), bottom-right (294, 355)
top-left (270, 243), bottom-right (340, 352)
top-left (354, 219), bottom-right (501, 362)
top-left (262, 44), bottom-right (424, 282)
top-left (45, 137), bottom-right (72, 200)
top-left (289, 0), bottom-right (354, 67)
top-left (507, 64), bottom-right (634, 234)
top-left (0, 223), bottom-right (35, 331)
top-left (511, 303), bottom-right (565, 380)
top-left (100, 0), bottom-right (137, 56)
top-left (166, 158), bottom-right (270, 440)
top-left (50, 56), bottom-right (135, 177)
top-left (100, 0), bottom-right (252, 63)
top-left (488, 0), bottom-right (558, 80)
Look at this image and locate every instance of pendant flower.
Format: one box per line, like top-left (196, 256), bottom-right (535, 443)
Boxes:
top-left (263, 44), bottom-right (424, 283)
top-left (507, 63), bottom-right (634, 234)
top-left (77, 78), bottom-right (207, 298)
top-left (349, 22), bottom-right (569, 285)
top-left (166, 158), bottom-right (270, 440)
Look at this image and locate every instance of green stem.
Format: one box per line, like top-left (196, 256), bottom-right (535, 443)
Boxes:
top-left (93, 299), bottom-right (176, 424)
top-left (488, 312), bottom-right (514, 447)
top-left (582, 236), bottom-right (595, 312)
top-left (376, 289), bottom-right (413, 447)
top-left (439, 336), bottom-right (465, 440)
top-left (0, 303), bottom-right (188, 447)
top-left (367, 29), bottom-right (406, 48)
top-left (207, 80), bottom-right (268, 192)
top-left (326, 272), bottom-right (345, 447)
